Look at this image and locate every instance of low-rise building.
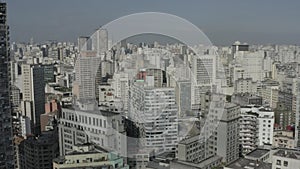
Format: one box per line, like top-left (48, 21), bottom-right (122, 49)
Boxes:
top-left (272, 131), bottom-right (295, 149)
top-left (53, 143), bottom-right (129, 169)
top-left (225, 158), bottom-right (271, 169)
top-left (272, 149), bottom-right (300, 169)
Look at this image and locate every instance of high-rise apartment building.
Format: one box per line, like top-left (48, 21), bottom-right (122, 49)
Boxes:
top-left (239, 112), bottom-right (258, 155)
top-left (0, 2), bottom-right (15, 168)
top-left (241, 105), bottom-right (275, 146)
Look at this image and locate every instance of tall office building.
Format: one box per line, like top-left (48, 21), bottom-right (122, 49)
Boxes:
top-left (96, 28), bottom-right (108, 55)
top-left (129, 81), bottom-right (178, 154)
top-left (77, 36), bottom-right (90, 52)
top-left (0, 2), bottom-right (15, 168)
top-left (192, 54), bottom-right (217, 86)
top-left (90, 28), bottom-right (108, 56)
top-left (191, 55), bottom-right (216, 105)
top-left (295, 77), bottom-right (300, 147)
top-left (73, 52), bottom-right (101, 102)
top-left (216, 103), bottom-right (240, 164)
top-left (21, 64), bottom-right (45, 134)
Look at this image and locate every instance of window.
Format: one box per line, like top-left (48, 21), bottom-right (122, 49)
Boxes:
top-left (276, 160), bottom-right (281, 165)
top-left (283, 161), bottom-right (288, 167)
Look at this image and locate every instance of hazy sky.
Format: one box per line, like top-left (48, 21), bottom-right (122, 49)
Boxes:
top-left (7, 0), bottom-right (300, 45)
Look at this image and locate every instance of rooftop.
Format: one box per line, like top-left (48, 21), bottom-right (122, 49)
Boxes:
top-left (246, 149), bottom-right (269, 159)
top-left (274, 149), bottom-right (300, 159)
top-left (226, 158), bottom-right (271, 169)
top-left (172, 156), bottom-right (222, 169)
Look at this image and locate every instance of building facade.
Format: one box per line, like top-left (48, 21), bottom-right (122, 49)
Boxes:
top-left (0, 2), bottom-right (15, 168)
top-left (129, 82), bottom-right (178, 154)
top-left (19, 130), bottom-right (59, 169)
top-left (58, 107), bottom-right (127, 157)
top-left (216, 103), bottom-right (240, 164)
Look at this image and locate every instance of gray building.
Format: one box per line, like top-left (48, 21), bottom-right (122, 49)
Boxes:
top-left (21, 64), bottom-right (45, 135)
top-left (217, 103), bottom-right (240, 164)
top-left (19, 130), bottom-right (59, 169)
top-left (42, 64), bottom-right (55, 83)
top-left (0, 2), bottom-right (15, 168)
top-left (176, 80), bottom-right (191, 117)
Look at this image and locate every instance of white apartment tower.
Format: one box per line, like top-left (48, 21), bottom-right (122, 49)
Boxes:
top-left (239, 112), bottom-right (258, 154)
top-left (241, 105), bottom-right (275, 146)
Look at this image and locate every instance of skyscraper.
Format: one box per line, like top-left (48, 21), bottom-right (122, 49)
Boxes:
top-left (0, 2), bottom-right (15, 168)
top-left (21, 64), bottom-right (45, 135)
top-left (129, 81), bottom-right (178, 154)
top-left (97, 28), bottom-right (108, 55)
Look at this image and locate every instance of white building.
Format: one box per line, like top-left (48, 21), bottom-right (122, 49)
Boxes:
top-left (111, 72), bottom-right (129, 111)
top-left (58, 107), bottom-right (127, 157)
top-left (129, 81), bottom-right (178, 154)
top-left (239, 112), bottom-right (258, 154)
top-left (191, 55), bottom-right (216, 105)
top-left (98, 84), bottom-right (114, 103)
top-left (272, 149), bottom-right (300, 169)
top-left (241, 105), bottom-right (275, 146)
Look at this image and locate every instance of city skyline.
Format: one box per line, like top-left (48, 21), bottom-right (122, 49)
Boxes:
top-left (8, 0), bottom-right (300, 45)
top-left (4, 1), bottom-right (300, 169)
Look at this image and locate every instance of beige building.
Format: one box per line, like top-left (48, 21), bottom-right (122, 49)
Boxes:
top-left (272, 131), bottom-right (295, 149)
